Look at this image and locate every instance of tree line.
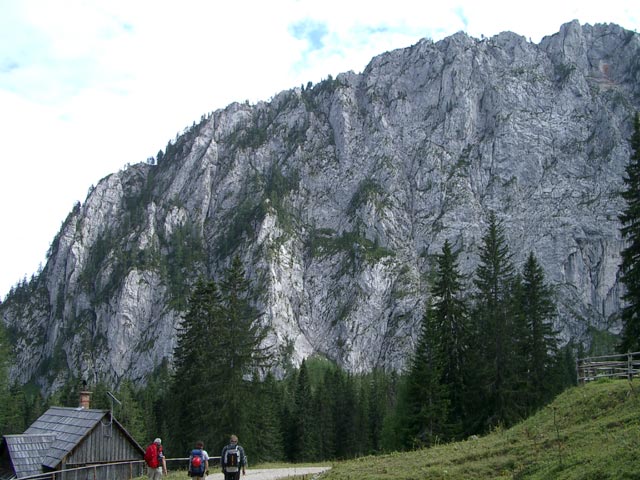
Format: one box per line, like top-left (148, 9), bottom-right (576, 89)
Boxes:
top-left (0, 220), bottom-right (576, 461)
top-left (1, 112), bottom-right (639, 462)
top-left (163, 217), bottom-right (575, 455)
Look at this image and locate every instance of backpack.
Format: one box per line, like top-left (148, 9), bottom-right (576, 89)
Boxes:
top-left (145, 443), bottom-right (160, 469)
top-left (224, 445), bottom-right (240, 473)
top-left (189, 449), bottom-right (205, 476)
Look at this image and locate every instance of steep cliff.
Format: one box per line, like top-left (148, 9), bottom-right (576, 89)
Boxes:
top-left (2, 21), bottom-right (639, 393)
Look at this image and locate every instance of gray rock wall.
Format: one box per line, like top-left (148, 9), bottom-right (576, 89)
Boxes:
top-left (2, 21), bottom-right (639, 392)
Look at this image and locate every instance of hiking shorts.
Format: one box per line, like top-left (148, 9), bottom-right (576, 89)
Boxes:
top-left (148, 467), bottom-right (163, 480)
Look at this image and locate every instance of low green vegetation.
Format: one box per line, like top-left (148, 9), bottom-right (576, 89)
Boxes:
top-left (321, 379), bottom-right (640, 479)
top-left (309, 229), bottom-right (395, 263)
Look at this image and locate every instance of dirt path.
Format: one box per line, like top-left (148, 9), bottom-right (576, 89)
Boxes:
top-left (205, 467), bottom-right (331, 480)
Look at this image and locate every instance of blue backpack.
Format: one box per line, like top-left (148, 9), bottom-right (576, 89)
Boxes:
top-left (189, 449), bottom-right (205, 476)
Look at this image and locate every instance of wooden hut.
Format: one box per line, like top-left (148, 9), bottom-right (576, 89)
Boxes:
top-left (0, 394), bottom-right (145, 480)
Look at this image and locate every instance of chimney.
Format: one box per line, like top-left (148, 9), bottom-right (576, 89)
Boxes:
top-left (79, 391), bottom-right (92, 409)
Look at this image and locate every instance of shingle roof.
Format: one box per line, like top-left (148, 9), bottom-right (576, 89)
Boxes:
top-left (3, 434), bottom-right (56, 478)
top-left (23, 407), bottom-right (109, 469)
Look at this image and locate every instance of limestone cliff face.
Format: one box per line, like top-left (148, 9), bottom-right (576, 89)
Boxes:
top-left (2, 21), bottom-right (639, 392)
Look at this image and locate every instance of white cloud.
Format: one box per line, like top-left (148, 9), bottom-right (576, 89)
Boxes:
top-left (1, 0), bottom-right (639, 298)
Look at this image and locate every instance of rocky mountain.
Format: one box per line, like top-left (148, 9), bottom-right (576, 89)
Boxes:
top-left (2, 21), bottom-right (639, 394)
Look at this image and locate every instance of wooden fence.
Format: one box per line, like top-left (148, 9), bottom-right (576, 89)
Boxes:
top-left (576, 351), bottom-right (640, 383)
top-left (16, 457), bottom-right (221, 480)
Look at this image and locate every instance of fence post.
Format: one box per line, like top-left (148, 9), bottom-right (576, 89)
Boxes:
top-left (576, 357), bottom-right (583, 384)
top-left (629, 352), bottom-right (634, 381)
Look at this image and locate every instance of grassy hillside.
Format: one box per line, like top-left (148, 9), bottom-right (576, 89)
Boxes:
top-left (322, 379), bottom-right (640, 479)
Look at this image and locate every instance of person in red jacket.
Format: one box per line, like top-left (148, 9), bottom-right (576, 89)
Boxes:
top-left (145, 438), bottom-right (167, 480)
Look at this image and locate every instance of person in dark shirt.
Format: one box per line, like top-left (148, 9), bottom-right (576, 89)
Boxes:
top-left (220, 434), bottom-right (246, 480)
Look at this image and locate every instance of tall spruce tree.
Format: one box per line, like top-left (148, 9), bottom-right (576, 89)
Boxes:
top-left (289, 360), bottom-right (318, 461)
top-left (169, 259), bottom-right (272, 452)
top-left (355, 378), bottom-right (372, 456)
top-left (315, 368), bottom-right (338, 459)
top-left (366, 369), bottom-right (396, 454)
top-left (242, 372), bottom-right (284, 463)
top-left (430, 239), bottom-right (469, 438)
top-left (375, 371), bottom-right (404, 452)
top-left (168, 276), bottom-right (221, 451)
top-left (330, 369), bottom-right (358, 459)
top-left (619, 112), bottom-right (640, 353)
top-left (507, 274), bottom-right (532, 412)
top-left (214, 256), bottom-right (272, 445)
top-left (397, 305), bottom-right (449, 449)
top-left (472, 212), bottom-right (523, 430)
top-left (520, 252), bottom-right (558, 410)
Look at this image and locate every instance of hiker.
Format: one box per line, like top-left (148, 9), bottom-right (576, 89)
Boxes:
top-left (188, 440), bottom-right (210, 479)
top-left (220, 434), bottom-right (246, 480)
top-left (144, 438), bottom-right (167, 480)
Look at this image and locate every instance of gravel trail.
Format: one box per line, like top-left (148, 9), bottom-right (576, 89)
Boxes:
top-left (204, 467), bottom-right (331, 480)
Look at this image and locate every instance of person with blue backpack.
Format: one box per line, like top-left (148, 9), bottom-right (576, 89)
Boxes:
top-left (220, 434), bottom-right (246, 480)
top-left (188, 441), bottom-right (209, 479)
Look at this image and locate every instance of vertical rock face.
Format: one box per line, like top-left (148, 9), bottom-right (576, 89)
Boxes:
top-left (2, 21), bottom-right (639, 393)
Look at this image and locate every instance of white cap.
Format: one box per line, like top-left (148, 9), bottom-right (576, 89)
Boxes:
top-left (154, 438), bottom-right (162, 444)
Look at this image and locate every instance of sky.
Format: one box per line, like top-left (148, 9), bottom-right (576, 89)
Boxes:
top-left (1, 0), bottom-right (638, 299)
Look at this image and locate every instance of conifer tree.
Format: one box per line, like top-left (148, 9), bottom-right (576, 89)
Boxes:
top-left (114, 380), bottom-right (146, 443)
top-left (331, 369), bottom-right (358, 458)
top-left (355, 378), bottom-right (372, 456)
top-left (23, 389), bottom-right (45, 431)
top-left (47, 376), bottom-right (83, 408)
top-left (430, 239), bottom-right (469, 438)
top-left (619, 112), bottom-right (640, 353)
top-left (365, 369), bottom-right (395, 453)
top-left (397, 305), bottom-right (449, 449)
top-left (289, 360), bottom-right (318, 461)
top-left (507, 273), bottom-right (532, 410)
top-left (520, 252), bottom-right (558, 410)
top-left (169, 259), bottom-right (272, 452)
top-left (3, 385), bottom-right (28, 434)
top-left (553, 342), bottom-right (578, 390)
top-left (168, 277), bottom-right (221, 451)
top-left (86, 381), bottom-right (112, 410)
top-left (315, 368), bottom-right (338, 459)
top-left (242, 372), bottom-right (284, 463)
top-left (141, 362), bottom-right (172, 445)
top-left (472, 212), bottom-right (522, 429)
top-left (213, 256), bottom-right (272, 445)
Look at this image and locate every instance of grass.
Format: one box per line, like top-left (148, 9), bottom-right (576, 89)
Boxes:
top-left (320, 379), bottom-right (640, 479)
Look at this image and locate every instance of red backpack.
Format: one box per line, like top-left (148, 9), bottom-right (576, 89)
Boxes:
top-left (145, 443), bottom-right (160, 468)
